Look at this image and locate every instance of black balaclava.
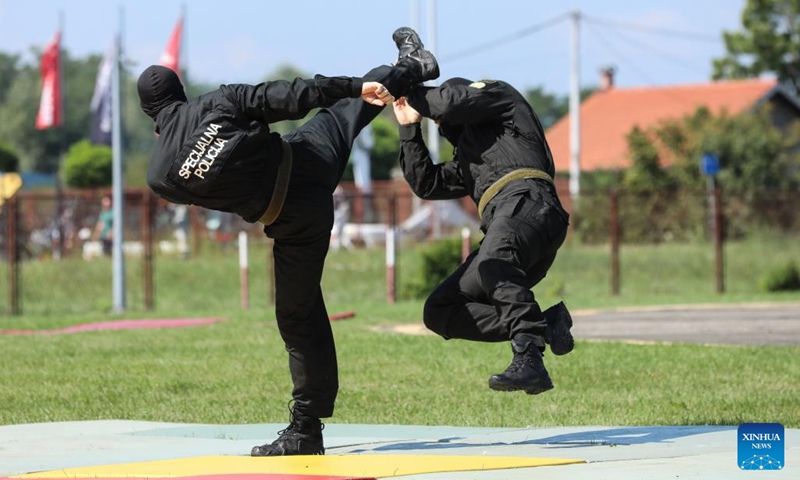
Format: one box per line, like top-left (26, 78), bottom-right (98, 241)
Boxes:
top-left (137, 65), bottom-right (187, 120)
top-left (437, 77), bottom-right (472, 146)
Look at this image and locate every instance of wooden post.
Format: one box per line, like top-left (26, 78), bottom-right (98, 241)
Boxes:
top-left (6, 195), bottom-right (20, 315)
top-left (609, 190), bottom-right (621, 296)
top-left (386, 192), bottom-right (397, 304)
top-left (461, 227), bottom-right (471, 263)
top-left (142, 190), bottom-right (154, 310)
top-left (239, 231), bottom-right (249, 309)
top-left (713, 186), bottom-right (725, 294)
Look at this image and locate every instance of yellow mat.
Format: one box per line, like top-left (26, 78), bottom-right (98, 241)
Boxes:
top-left (18, 454), bottom-right (585, 478)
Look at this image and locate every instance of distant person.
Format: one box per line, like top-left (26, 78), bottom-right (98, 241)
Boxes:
top-left (93, 195), bottom-right (113, 256)
top-left (171, 204), bottom-right (190, 258)
top-left (136, 27), bottom-right (438, 456)
top-left (392, 74), bottom-right (574, 396)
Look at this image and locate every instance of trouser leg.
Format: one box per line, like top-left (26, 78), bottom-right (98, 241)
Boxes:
top-left (424, 196), bottom-right (566, 348)
top-left (268, 190), bottom-right (337, 419)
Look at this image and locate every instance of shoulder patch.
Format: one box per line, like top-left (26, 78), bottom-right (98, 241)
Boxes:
top-left (469, 81), bottom-right (486, 89)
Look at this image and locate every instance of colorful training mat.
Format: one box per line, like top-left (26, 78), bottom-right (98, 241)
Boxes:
top-left (13, 453), bottom-right (585, 479)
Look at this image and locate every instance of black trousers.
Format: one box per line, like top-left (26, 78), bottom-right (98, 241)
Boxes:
top-left (261, 66), bottom-right (396, 419)
top-left (423, 180), bottom-right (569, 349)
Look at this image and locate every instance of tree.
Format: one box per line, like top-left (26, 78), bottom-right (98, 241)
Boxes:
top-left (622, 126), bottom-right (674, 189)
top-left (525, 87), bottom-right (568, 130)
top-left (525, 86), bottom-right (595, 130)
top-left (712, 0), bottom-right (800, 93)
top-left (0, 143), bottom-right (19, 172)
top-left (625, 105), bottom-right (800, 190)
top-left (0, 49), bottom-right (100, 173)
top-left (63, 140), bottom-right (112, 188)
top-left (0, 53), bottom-right (21, 104)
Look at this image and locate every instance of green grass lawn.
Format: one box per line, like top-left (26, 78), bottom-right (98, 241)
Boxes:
top-left (1, 235), bottom-right (799, 428)
top-left (0, 307), bottom-right (797, 427)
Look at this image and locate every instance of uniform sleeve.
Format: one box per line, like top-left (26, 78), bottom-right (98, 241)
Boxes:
top-left (407, 82), bottom-right (513, 125)
top-left (398, 123), bottom-right (468, 200)
top-left (221, 75), bottom-right (363, 124)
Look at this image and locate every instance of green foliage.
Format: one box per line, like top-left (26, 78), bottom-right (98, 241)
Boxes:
top-left (0, 142), bottom-right (19, 172)
top-left (624, 105), bottom-right (800, 191)
top-left (760, 262), bottom-right (800, 291)
top-left (0, 53), bottom-right (21, 104)
top-left (369, 115), bottom-right (400, 180)
top-left (402, 236), bottom-right (471, 299)
top-left (63, 140), bottom-right (112, 188)
top-left (713, 0), bottom-right (800, 92)
top-left (622, 127), bottom-right (675, 189)
top-left (525, 86), bottom-right (595, 129)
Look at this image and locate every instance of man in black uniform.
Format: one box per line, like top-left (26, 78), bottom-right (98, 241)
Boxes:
top-left (392, 77), bottom-right (574, 395)
top-left (136, 28), bottom-right (438, 456)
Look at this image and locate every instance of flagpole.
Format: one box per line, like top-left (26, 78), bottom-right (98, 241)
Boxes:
top-left (111, 5), bottom-right (126, 313)
top-left (55, 11), bottom-right (65, 260)
top-left (181, 3), bottom-right (187, 81)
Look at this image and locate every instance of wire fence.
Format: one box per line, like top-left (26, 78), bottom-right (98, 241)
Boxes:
top-left (1, 183), bottom-right (798, 316)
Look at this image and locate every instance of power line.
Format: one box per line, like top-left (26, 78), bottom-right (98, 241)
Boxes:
top-left (589, 20), bottom-right (710, 76)
top-left (583, 14), bottom-right (721, 43)
top-left (583, 22), bottom-right (700, 107)
top-left (440, 12), bottom-right (571, 64)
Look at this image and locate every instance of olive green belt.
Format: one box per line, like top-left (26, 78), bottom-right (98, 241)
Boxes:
top-left (258, 140), bottom-right (293, 226)
top-left (477, 168), bottom-right (554, 219)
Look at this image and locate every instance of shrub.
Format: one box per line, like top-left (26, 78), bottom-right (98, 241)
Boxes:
top-left (760, 262), bottom-right (800, 292)
top-left (0, 143), bottom-right (19, 172)
top-left (63, 140), bottom-right (112, 188)
top-left (402, 236), bottom-right (474, 299)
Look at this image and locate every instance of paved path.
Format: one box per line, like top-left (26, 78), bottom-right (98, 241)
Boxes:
top-left (572, 302), bottom-right (800, 347)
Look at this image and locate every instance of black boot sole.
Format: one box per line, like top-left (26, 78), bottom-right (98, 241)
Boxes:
top-left (488, 376), bottom-right (554, 395)
top-left (546, 303), bottom-right (574, 356)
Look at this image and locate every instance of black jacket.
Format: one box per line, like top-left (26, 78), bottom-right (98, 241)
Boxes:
top-left (399, 79), bottom-right (558, 209)
top-left (147, 76), bottom-right (363, 223)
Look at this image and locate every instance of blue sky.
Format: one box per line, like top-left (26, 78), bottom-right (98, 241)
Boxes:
top-left (0, 0), bottom-right (747, 95)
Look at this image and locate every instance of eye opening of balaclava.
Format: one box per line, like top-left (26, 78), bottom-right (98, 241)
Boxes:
top-left (137, 65), bottom-right (187, 124)
top-left (437, 77), bottom-right (472, 146)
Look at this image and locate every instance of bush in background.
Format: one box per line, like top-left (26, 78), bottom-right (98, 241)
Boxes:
top-left (63, 140), bottom-right (112, 188)
top-left (0, 142), bottom-right (19, 172)
top-left (760, 262), bottom-right (800, 292)
top-left (402, 235), bottom-right (476, 299)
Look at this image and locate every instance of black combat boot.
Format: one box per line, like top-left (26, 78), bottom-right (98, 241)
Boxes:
top-left (544, 301), bottom-right (574, 356)
top-left (392, 27), bottom-right (440, 83)
top-left (488, 335), bottom-right (554, 395)
top-left (251, 406), bottom-right (324, 456)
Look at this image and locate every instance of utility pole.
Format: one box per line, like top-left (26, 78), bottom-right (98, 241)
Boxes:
top-left (569, 10), bottom-right (581, 198)
top-left (426, 0), bottom-right (440, 165)
top-left (111, 6), bottom-right (126, 312)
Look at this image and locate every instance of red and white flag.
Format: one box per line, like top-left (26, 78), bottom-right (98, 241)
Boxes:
top-left (159, 16), bottom-right (183, 76)
top-left (35, 30), bottom-right (62, 130)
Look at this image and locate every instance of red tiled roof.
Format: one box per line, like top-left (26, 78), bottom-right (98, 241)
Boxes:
top-left (545, 78), bottom-right (780, 172)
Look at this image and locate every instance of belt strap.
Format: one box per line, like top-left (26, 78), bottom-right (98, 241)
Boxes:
top-left (258, 140), bottom-right (293, 225)
top-left (477, 168), bottom-right (554, 219)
